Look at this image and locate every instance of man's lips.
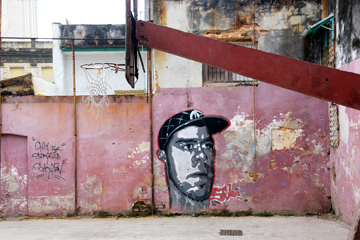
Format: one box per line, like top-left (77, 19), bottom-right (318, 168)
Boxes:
top-left (186, 172), bottom-right (213, 186)
top-left (186, 172), bottom-right (208, 180)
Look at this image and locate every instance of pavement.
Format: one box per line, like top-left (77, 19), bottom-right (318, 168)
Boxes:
top-left (0, 215), bottom-right (351, 240)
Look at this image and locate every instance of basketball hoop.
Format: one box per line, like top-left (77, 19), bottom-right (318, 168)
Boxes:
top-left (81, 63), bottom-right (125, 119)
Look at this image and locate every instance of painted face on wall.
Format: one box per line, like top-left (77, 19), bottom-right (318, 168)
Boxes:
top-left (165, 125), bottom-right (215, 201)
top-left (157, 109), bottom-right (229, 210)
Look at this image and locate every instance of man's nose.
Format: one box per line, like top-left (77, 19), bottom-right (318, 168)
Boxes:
top-left (194, 145), bottom-right (208, 163)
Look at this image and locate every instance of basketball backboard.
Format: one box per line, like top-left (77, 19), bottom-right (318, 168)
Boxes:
top-left (125, 0), bottom-right (139, 89)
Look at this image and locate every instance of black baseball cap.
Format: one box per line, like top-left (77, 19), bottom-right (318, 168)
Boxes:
top-left (158, 109), bottom-right (230, 150)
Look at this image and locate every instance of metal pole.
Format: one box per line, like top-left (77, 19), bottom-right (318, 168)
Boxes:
top-left (72, 40), bottom-right (78, 216)
top-left (149, 48), bottom-right (154, 215)
top-left (148, 0), bottom-right (155, 216)
top-left (252, 10), bottom-right (257, 182)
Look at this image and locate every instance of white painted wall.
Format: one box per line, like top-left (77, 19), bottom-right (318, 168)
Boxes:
top-left (153, 51), bottom-right (202, 89)
top-left (2, 0), bottom-right (38, 38)
top-left (153, 1), bottom-right (202, 89)
top-left (49, 23), bottom-right (148, 96)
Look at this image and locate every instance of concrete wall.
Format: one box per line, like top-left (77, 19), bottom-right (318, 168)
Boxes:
top-left (0, 0), bottom-right (335, 216)
top-left (152, 0), bottom-right (323, 89)
top-left (150, 0), bottom-right (331, 214)
top-left (0, 96), bottom-right (151, 217)
top-left (325, 0), bottom-right (360, 225)
top-left (153, 86), bottom-right (331, 214)
top-left (336, 0), bottom-right (360, 68)
top-left (329, 57), bottom-right (360, 224)
top-left (0, 86), bottom-right (331, 216)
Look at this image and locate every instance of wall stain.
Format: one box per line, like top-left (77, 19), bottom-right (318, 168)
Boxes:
top-left (203, 23), bottom-right (267, 42)
top-left (160, 1), bottom-right (167, 26)
top-left (270, 160), bottom-right (277, 169)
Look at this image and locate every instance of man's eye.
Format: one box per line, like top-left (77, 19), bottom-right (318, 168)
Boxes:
top-left (183, 144), bottom-right (193, 150)
top-left (202, 142), bottom-right (213, 149)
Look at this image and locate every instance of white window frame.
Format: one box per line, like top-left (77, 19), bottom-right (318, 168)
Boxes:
top-left (7, 65), bottom-right (27, 79)
top-left (38, 65), bottom-right (53, 80)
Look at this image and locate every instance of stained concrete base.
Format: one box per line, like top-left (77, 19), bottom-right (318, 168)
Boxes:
top-left (0, 216), bottom-right (351, 240)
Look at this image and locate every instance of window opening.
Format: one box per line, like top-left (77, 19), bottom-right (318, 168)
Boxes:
top-left (203, 42), bottom-right (259, 86)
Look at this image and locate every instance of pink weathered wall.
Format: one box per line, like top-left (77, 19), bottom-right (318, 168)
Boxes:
top-left (0, 85), bottom-right (332, 216)
top-left (153, 84), bottom-right (331, 214)
top-left (0, 96), bottom-right (151, 217)
top-left (330, 57), bottom-right (360, 224)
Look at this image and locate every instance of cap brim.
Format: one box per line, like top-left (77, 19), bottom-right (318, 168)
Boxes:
top-left (178, 116), bottom-right (230, 136)
top-left (203, 116), bottom-right (230, 135)
top-left (160, 115), bottom-right (230, 150)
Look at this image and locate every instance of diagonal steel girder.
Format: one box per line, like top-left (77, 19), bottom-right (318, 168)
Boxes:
top-left (136, 20), bottom-right (360, 110)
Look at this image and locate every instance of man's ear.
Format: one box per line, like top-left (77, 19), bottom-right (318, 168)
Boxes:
top-left (157, 150), bottom-right (167, 163)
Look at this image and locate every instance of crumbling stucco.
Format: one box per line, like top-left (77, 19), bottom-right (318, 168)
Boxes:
top-left (271, 127), bottom-right (303, 151)
top-left (203, 24), bottom-right (268, 42)
top-left (29, 195), bottom-right (73, 216)
top-left (1, 166), bottom-right (26, 194)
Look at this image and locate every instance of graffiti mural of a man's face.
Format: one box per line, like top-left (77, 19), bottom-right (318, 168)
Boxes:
top-left (166, 125), bottom-right (215, 201)
top-left (157, 110), bottom-right (229, 212)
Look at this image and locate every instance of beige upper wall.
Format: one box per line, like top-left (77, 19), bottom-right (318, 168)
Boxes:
top-left (152, 0), bottom-right (324, 89)
top-left (152, 1), bottom-right (203, 89)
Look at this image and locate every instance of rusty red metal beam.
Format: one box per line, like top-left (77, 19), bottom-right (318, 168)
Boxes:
top-left (136, 20), bottom-right (360, 110)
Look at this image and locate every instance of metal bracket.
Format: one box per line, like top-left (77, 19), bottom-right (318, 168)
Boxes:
top-left (309, 14), bottom-right (335, 47)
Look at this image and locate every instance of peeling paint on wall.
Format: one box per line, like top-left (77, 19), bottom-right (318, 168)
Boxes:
top-left (154, 169), bottom-right (166, 192)
top-left (330, 56), bottom-right (360, 224)
top-left (128, 141), bottom-right (150, 166)
top-left (1, 166), bottom-right (25, 193)
top-left (339, 105), bottom-right (349, 146)
top-left (203, 24), bottom-right (268, 42)
top-left (222, 112), bottom-right (304, 168)
top-left (1, 134), bottom-right (28, 217)
top-left (271, 127), bottom-right (303, 150)
top-left (81, 175), bottom-right (103, 196)
top-left (222, 114), bottom-right (254, 166)
top-left (0, 166), bottom-right (28, 216)
top-left (29, 195), bottom-right (73, 216)
top-left (129, 184), bottom-right (151, 202)
top-left (257, 115), bottom-right (303, 156)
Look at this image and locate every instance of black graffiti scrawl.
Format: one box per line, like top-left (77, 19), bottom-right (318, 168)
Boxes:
top-left (31, 137), bottom-right (67, 181)
top-left (157, 110), bottom-right (230, 212)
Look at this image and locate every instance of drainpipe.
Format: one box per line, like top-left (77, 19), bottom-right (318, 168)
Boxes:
top-left (252, 10), bottom-right (257, 182)
top-left (148, 0), bottom-right (155, 215)
top-left (149, 50), bottom-right (154, 215)
top-left (72, 40), bottom-right (78, 217)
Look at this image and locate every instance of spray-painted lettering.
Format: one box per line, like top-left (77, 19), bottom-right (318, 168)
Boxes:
top-left (210, 183), bottom-right (242, 205)
top-left (31, 138), bottom-right (67, 181)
